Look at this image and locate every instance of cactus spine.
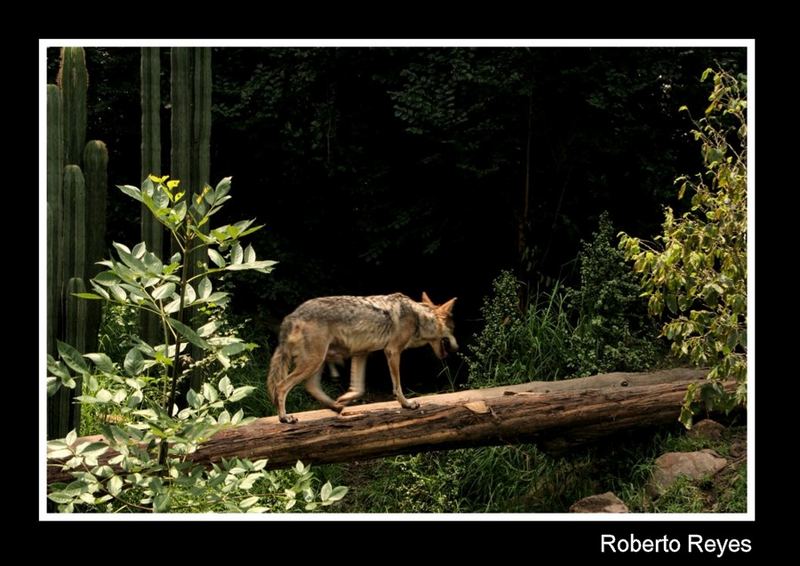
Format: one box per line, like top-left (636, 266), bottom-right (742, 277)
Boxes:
top-left (58, 47), bottom-right (88, 165)
top-left (171, 47), bottom-right (212, 391)
top-left (140, 47), bottom-right (163, 345)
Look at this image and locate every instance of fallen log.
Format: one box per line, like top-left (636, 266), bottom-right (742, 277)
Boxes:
top-left (48, 367), bottom-right (717, 484)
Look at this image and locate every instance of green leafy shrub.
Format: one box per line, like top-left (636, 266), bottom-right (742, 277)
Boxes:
top-left (462, 270), bottom-right (573, 387)
top-left (566, 212), bottom-right (663, 376)
top-left (47, 176), bottom-right (347, 513)
top-left (619, 68), bottom-right (747, 425)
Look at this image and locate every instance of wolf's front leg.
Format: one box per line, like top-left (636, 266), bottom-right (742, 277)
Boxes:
top-left (384, 349), bottom-right (419, 410)
top-left (336, 354), bottom-right (367, 405)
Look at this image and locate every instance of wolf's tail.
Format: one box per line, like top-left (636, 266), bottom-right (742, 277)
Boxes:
top-left (267, 342), bottom-right (291, 406)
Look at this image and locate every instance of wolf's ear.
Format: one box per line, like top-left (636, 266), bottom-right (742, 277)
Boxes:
top-left (421, 291), bottom-right (434, 306)
top-left (439, 297), bottom-right (457, 314)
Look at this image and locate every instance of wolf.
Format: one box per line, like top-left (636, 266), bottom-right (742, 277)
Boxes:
top-left (267, 292), bottom-right (458, 423)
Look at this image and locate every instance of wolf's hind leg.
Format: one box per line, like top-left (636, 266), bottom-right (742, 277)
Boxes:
top-left (336, 354), bottom-right (367, 405)
top-left (276, 352), bottom-right (327, 424)
top-left (305, 370), bottom-right (345, 413)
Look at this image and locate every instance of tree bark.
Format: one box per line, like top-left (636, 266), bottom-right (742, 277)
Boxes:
top-left (48, 368), bottom-right (721, 484)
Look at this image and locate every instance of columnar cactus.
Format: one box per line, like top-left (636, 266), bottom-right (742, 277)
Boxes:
top-left (57, 47), bottom-right (88, 165)
top-left (170, 47), bottom-right (211, 206)
top-left (64, 277), bottom-right (87, 430)
top-left (140, 47), bottom-right (163, 345)
top-left (141, 47), bottom-right (163, 253)
top-left (47, 84), bottom-right (64, 357)
top-left (63, 165), bottom-right (87, 282)
top-left (170, 47), bottom-right (212, 390)
top-left (83, 140), bottom-right (108, 352)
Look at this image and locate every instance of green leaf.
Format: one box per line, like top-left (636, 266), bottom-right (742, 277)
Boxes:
top-left (164, 297), bottom-right (181, 314)
top-left (240, 496), bottom-right (259, 509)
top-left (152, 282), bottom-right (176, 301)
top-left (81, 442), bottom-right (109, 458)
top-left (74, 292), bottom-right (103, 300)
top-left (202, 382), bottom-right (218, 403)
top-left (66, 429), bottom-right (77, 446)
top-left (218, 376), bottom-right (234, 397)
top-left (228, 386), bottom-right (255, 403)
top-left (117, 184), bottom-right (142, 202)
top-left (107, 475), bottom-right (123, 496)
top-left (231, 409), bottom-right (244, 424)
top-left (48, 448), bottom-right (73, 459)
top-left (197, 320), bottom-right (220, 338)
top-left (320, 481), bottom-right (332, 501)
top-left (183, 283), bottom-right (197, 305)
top-left (225, 260), bottom-right (277, 272)
top-left (57, 341), bottom-right (89, 375)
top-left (202, 291), bottom-right (229, 305)
top-left (96, 389), bottom-right (113, 402)
top-left (109, 285), bottom-right (127, 302)
top-left (221, 342), bottom-right (248, 357)
top-left (215, 176), bottom-right (232, 199)
top-left (198, 277), bottom-right (212, 300)
top-left (153, 492), bottom-right (171, 512)
top-left (244, 244), bottom-right (256, 264)
top-left (168, 318), bottom-right (210, 350)
top-left (208, 248), bottom-right (226, 268)
top-left (48, 492), bottom-right (74, 504)
top-left (187, 389), bottom-right (201, 409)
top-left (231, 243), bottom-right (243, 265)
top-left (85, 353), bottom-right (115, 373)
top-left (124, 347), bottom-right (145, 376)
top-left (132, 242), bottom-right (147, 258)
top-left (173, 200), bottom-right (188, 223)
top-left (89, 282), bottom-right (110, 300)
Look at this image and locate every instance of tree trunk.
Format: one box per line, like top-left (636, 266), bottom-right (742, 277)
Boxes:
top-left (48, 368), bottom-right (725, 484)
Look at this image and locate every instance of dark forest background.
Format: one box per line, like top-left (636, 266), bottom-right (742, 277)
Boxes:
top-left (46, 46), bottom-right (745, 389)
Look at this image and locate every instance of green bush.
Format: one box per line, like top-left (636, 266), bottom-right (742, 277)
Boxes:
top-left (619, 68), bottom-right (747, 425)
top-left (462, 271), bottom-right (573, 387)
top-left (566, 212), bottom-right (663, 376)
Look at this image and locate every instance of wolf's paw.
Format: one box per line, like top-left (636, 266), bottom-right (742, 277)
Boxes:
top-left (403, 400), bottom-right (420, 410)
top-left (336, 390), bottom-right (362, 405)
top-left (331, 403), bottom-right (345, 413)
top-left (280, 414), bottom-right (298, 424)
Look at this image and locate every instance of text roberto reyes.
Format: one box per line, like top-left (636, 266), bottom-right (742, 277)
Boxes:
top-left (601, 534), bottom-right (751, 558)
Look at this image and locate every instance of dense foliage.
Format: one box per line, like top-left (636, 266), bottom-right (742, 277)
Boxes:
top-left (566, 212), bottom-right (663, 376)
top-left (620, 68), bottom-right (747, 425)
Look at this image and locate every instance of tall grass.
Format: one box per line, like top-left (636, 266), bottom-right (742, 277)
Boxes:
top-left (462, 271), bottom-right (574, 387)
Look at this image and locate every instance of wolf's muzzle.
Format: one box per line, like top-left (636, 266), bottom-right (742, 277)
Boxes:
top-left (443, 337), bottom-right (458, 353)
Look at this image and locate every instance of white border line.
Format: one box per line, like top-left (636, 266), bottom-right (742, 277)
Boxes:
top-left (40, 38), bottom-right (754, 521)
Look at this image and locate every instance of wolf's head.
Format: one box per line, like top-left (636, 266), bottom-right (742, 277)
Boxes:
top-left (420, 291), bottom-right (459, 359)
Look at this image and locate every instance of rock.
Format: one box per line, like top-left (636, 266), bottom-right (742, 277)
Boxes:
top-left (729, 439), bottom-right (747, 459)
top-left (648, 450), bottom-right (727, 496)
top-left (688, 419), bottom-right (725, 440)
top-left (569, 492), bottom-right (629, 513)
